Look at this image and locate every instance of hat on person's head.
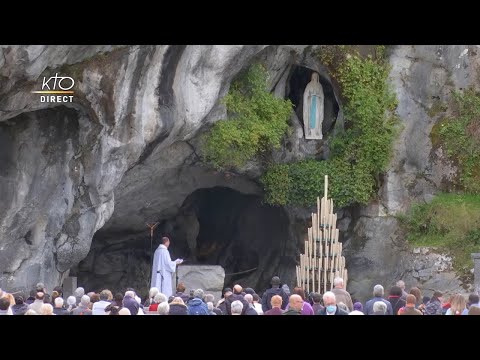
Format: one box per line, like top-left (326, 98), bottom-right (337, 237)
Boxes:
top-left (353, 302), bottom-right (363, 311)
top-left (245, 288), bottom-right (255, 295)
top-left (223, 287), bottom-right (232, 295)
top-left (271, 276), bottom-right (281, 286)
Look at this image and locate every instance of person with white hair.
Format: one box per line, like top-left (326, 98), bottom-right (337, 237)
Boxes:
top-left (144, 287), bottom-right (159, 307)
top-left (231, 300), bottom-right (243, 315)
top-left (364, 284), bottom-right (393, 315)
top-left (24, 309), bottom-right (38, 315)
top-left (148, 292), bottom-right (168, 312)
top-left (66, 296), bottom-right (77, 313)
top-left (243, 294), bottom-right (258, 315)
top-left (53, 297), bottom-right (69, 315)
top-left (119, 307), bottom-right (131, 315)
top-left (332, 277), bottom-right (353, 312)
top-left (40, 303), bottom-right (54, 315)
top-left (318, 291), bottom-right (349, 315)
top-left (372, 301), bottom-right (387, 315)
top-left (187, 289), bottom-right (209, 315)
top-left (92, 290), bottom-right (112, 315)
top-left (74, 287), bottom-right (85, 305)
top-left (157, 301), bottom-right (170, 315)
top-left (205, 294), bottom-right (222, 315)
top-left (72, 295), bottom-right (92, 315)
top-left (123, 290), bottom-right (140, 315)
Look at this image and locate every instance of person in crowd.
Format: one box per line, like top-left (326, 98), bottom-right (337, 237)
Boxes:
top-left (225, 284), bottom-right (249, 315)
top-left (25, 290), bottom-right (36, 305)
top-left (261, 276), bottom-right (289, 313)
top-left (119, 308), bottom-right (131, 315)
top-left (217, 288), bottom-right (232, 315)
top-left (445, 294), bottom-right (468, 315)
top-left (72, 295), bottom-right (92, 315)
top-left (252, 294), bottom-right (263, 315)
top-left (318, 291), bottom-right (349, 315)
top-left (169, 297), bottom-right (188, 315)
top-left (74, 287), bottom-right (85, 305)
top-left (231, 300), bottom-right (244, 315)
top-left (409, 287), bottom-right (425, 314)
top-left (40, 303), bottom-right (54, 315)
top-left (24, 309), bottom-right (38, 315)
top-left (332, 277), bottom-right (353, 312)
top-left (348, 302), bottom-right (364, 315)
top-left (245, 288), bottom-right (255, 296)
top-left (264, 295), bottom-right (284, 315)
top-left (53, 286), bottom-right (63, 299)
top-left (66, 296), bottom-right (77, 313)
top-left (36, 282), bottom-right (47, 295)
top-left (89, 293), bottom-right (100, 309)
top-left (28, 292), bottom-right (45, 314)
top-left (364, 285), bottom-right (393, 315)
top-left (12, 295), bottom-right (29, 315)
top-left (157, 302), bottom-right (170, 315)
top-left (467, 293), bottom-right (480, 309)
top-left (92, 290), bottom-right (112, 315)
top-left (291, 287), bottom-right (314, 315)
top-left (51, 291), bottom-right (60, 306)
top-left (173, 282), bottom-right (190, 304)
top-left (396, 280), bottom-right (408, 300)
top-left (398, 294), bottom-right (423, 315)
top-left (205, 294), bottom-right (222, 315)
top-left (311, 293), bottom-right (324, 314)
top-left (113, 293), bottom-right (124, 307)
top-left (187, 289), bottom-right (209, 315)
top-left (207, 302), bottom-right (217, 315)
top-left (105, 304), bottom-right (121, 315)
top-left (144, 287), bottom-right (159, 308)
top-left (424, 290), bottom-right (443, 315)
top-left (0, 297), bottom-right (11, 315)
top-left (283, 294), bottom-right (303, 315)
top-left (3, 293), bottom-right (15, 315)
top-left (468, 305), bottom-right (480, 315)
top-left (123, 290), bottom-right (139, 315)
top-left (53, 297), bottom-right (69, 315)
top-left (442, 294), bottom-right (453, 315)
top-left (387, 286), bottom-right (406, 315)
top-left (372, 301), bottom-right (387, 315)
top-left (149, 293), bottom-right (168, 312)
top-left (243, 294), bottom-right (258, 315)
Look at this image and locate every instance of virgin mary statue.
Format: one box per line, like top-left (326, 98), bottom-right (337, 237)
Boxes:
top-left (303, 72), bottom-right (324, 139)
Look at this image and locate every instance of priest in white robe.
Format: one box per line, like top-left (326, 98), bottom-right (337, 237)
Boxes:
top-left (151, 237), bottom-right (183, 298)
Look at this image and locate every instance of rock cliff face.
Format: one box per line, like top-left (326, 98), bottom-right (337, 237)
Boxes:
top-left (1, 45), bottom-right (479, 300)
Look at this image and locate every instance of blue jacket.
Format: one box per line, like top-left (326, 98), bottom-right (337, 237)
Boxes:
top-left (187, 298), bottom-right (209, 315)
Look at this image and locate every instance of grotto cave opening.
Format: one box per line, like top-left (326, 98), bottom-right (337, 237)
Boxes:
top-left (287, 65), bottom-right (339, 137)
top-left (74, 186), bottom-right (296, 298)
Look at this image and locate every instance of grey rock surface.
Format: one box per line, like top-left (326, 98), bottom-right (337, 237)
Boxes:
top-left (177, 265), bottom-right (225, 302)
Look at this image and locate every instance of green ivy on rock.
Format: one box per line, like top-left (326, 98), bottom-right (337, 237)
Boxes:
top-left (201, 63), bottom-right (293, 170)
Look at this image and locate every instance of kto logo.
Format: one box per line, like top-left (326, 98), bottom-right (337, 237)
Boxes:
top-left (32, 73), bottom-right (75, 103)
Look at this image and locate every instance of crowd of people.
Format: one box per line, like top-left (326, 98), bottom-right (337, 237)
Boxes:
top-left (1, 276), bottom-right (479, 315)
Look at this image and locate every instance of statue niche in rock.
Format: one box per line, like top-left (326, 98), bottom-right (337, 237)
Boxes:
top-left (303, 72), bottom-right (324, 139)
